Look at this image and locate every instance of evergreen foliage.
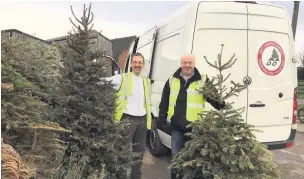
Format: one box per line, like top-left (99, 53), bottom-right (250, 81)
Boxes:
top-left (54, 3), bottom-right (134, 179)
top-left (1, 35), bottom-right (69, 177)
top-left (169, 45), bottom-right (281, 179)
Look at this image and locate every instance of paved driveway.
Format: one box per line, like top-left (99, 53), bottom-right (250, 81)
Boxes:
top-left (142, 132), bottom-right (304, 179)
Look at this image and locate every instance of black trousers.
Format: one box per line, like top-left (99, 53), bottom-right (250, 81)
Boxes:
top-left (121, 113), bottom-right (146, 179)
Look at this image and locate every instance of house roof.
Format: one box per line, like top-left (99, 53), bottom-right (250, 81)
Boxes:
top-left (47, 30), bottom-right (111, 42)
top-left (111, 36), bottom-right (136, 59)
top-left (1, 29), bottom-right (51, 45)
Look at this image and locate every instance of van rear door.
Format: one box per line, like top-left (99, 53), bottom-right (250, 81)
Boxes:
top-left (192, 2), bottom-right (249, 121)
top-left (246, 4), bottom-right (295, 143)
top-left (135, 26), bottom-right (157, 77)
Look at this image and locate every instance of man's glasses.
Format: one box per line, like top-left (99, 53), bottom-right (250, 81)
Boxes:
top-left (132, 61), bottom-right (144, 65)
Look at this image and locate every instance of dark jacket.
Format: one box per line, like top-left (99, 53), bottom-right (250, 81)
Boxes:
top-left (158, 67), bottom-right (225, 132)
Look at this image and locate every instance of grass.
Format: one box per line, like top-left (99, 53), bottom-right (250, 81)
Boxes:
top-left (299, 104), bottom-right (304, 110)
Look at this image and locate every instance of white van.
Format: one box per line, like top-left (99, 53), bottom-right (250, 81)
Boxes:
top-left (122, 1), bottom-right (298, 154)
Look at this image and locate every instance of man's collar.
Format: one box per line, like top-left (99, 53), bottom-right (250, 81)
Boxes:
top-left (132, 71), bottom-right (141, 77)
top-left (180, 71), bottom-right (194, 78)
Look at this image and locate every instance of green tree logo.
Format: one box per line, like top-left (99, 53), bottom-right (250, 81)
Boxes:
top-left (267, 49), bottom-right (280, 66)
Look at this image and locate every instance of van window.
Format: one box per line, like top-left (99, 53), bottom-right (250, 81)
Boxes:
top-left (137, 44), bottom-right (152, 77)
top-left (152, 33), bottom-right (182, 81)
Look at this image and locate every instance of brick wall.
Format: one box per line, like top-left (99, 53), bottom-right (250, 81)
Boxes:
top-left (117, 47), bottom-right (130, 72)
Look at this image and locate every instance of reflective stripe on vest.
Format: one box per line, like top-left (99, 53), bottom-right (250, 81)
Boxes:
top-left (114, 72), bottom-right (152, 129)
top-left (167, 74), bottom-right (206, 122)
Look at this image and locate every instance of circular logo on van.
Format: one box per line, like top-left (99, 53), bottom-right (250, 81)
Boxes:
top-left (243, 76), bottom-right (252, 85)
top-left (257, 41), bottom-right (285, 76)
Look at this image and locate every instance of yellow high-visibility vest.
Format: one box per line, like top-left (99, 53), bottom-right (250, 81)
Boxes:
top-left (115, 72), bottom-right (152, 129)
top-left (167, 74), bottom-right (206, 122)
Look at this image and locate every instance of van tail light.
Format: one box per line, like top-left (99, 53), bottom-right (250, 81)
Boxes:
top-left (292, 87), bottom-right (298, 124)
top-left (286, 141), bottom-right (294, 148)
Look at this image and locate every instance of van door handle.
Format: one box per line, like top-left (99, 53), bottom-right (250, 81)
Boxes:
top-left (249, 103), bottom-right (265, 107)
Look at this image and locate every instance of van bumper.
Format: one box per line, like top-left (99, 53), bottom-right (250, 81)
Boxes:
top-left (262, 129), bottom-right (296, 150)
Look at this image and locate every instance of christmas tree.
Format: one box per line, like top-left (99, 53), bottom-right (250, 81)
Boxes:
top-left (1, 35), bottom-right (69, 177)
top-left (269, 49), bottom-right (279, 61)
top-left (53, 3), bottom-right (134, 179)
top-left (169, 45), bottom-right (280, 179)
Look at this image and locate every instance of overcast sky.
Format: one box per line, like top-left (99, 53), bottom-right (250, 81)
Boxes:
top-left (1, 1), bottom-right (303, 53)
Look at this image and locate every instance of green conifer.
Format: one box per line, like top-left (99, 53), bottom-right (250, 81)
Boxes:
top-left (54, 3), bottom-right (134, 179)
top-left (169, 45), bottom-right (281, 179)
top-left (1, 35), bottom-right (69, 178)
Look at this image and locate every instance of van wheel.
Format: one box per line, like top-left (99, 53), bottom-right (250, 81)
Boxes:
top-left (149, 125), bottom-right (169, 156)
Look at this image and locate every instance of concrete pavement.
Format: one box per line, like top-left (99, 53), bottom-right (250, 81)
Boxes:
top-left (140, 99), bottom-right (304, 178)
top-left (273, 132), bottom-right (304, 179)
top-left (142, 132), bottom-right (304, 179)
top-left (297, 123), bottom-right (304, 133)
top-left (142, 147), bottom-right (171, 179)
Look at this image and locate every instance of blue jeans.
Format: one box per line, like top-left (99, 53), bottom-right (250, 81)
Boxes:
top-left (171, 129), bottom-right (187, 179)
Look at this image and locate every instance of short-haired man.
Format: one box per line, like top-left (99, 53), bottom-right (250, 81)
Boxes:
top-left (105, 52), bottom-right (151, 179)
top-left (158, 54), bottom-right (225, 179)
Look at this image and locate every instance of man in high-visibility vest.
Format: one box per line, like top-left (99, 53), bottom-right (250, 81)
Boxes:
top-left (104, 52), bottom-right (151, 179)
top-left (158, 54), bottom-right (225, 179)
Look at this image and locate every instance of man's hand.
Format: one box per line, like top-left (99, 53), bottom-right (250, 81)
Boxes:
top-left (96, 78), bottom-right (109, 86)
top-left (159, 118), bottom-right (167, 128)
top-left (219, 101), bottom-right (226, 109)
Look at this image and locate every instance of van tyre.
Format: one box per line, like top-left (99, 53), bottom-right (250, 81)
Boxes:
top-left (298, 108), bottom-right (304, 123)
top-left (149, 124), bottom-right (168, 156)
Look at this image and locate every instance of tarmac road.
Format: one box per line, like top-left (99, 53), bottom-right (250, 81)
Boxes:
top-left (142, 147), bottom-right (171, 179)
top-left (141, 132), bottom-right (304, 179)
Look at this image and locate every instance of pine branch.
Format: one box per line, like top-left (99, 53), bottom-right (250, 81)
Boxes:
top-left (88, 13), bottom-right (94, 25)
top-left (31, 130), bottom-right (37, 150)
top-left (12, 111), bottom-right (29, 119)
top-left (69, 18), bottom-right (79, 30)
top-left (72, 27), bottom-right (78, 34)
top-left (222, 58), bottom-right (237, 71)
top-left (222, 86), bottom-right (227, 95)
top-left (204, 56), bottom-right (219, 69)
top-left (221, 54), bottom-right (237, 71)
top-left (222, 73), bottom-right (231, 84)
top-left (70, 6), bottom-right (83, 26)
top-left (218, 45), bottom-right (224, 71)
top-left (223, 81), bottom-right (246, 101)
top-left (87, 3), bottom-right (92, 20)
top-left (89, 24), bottom-right (94, 31)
